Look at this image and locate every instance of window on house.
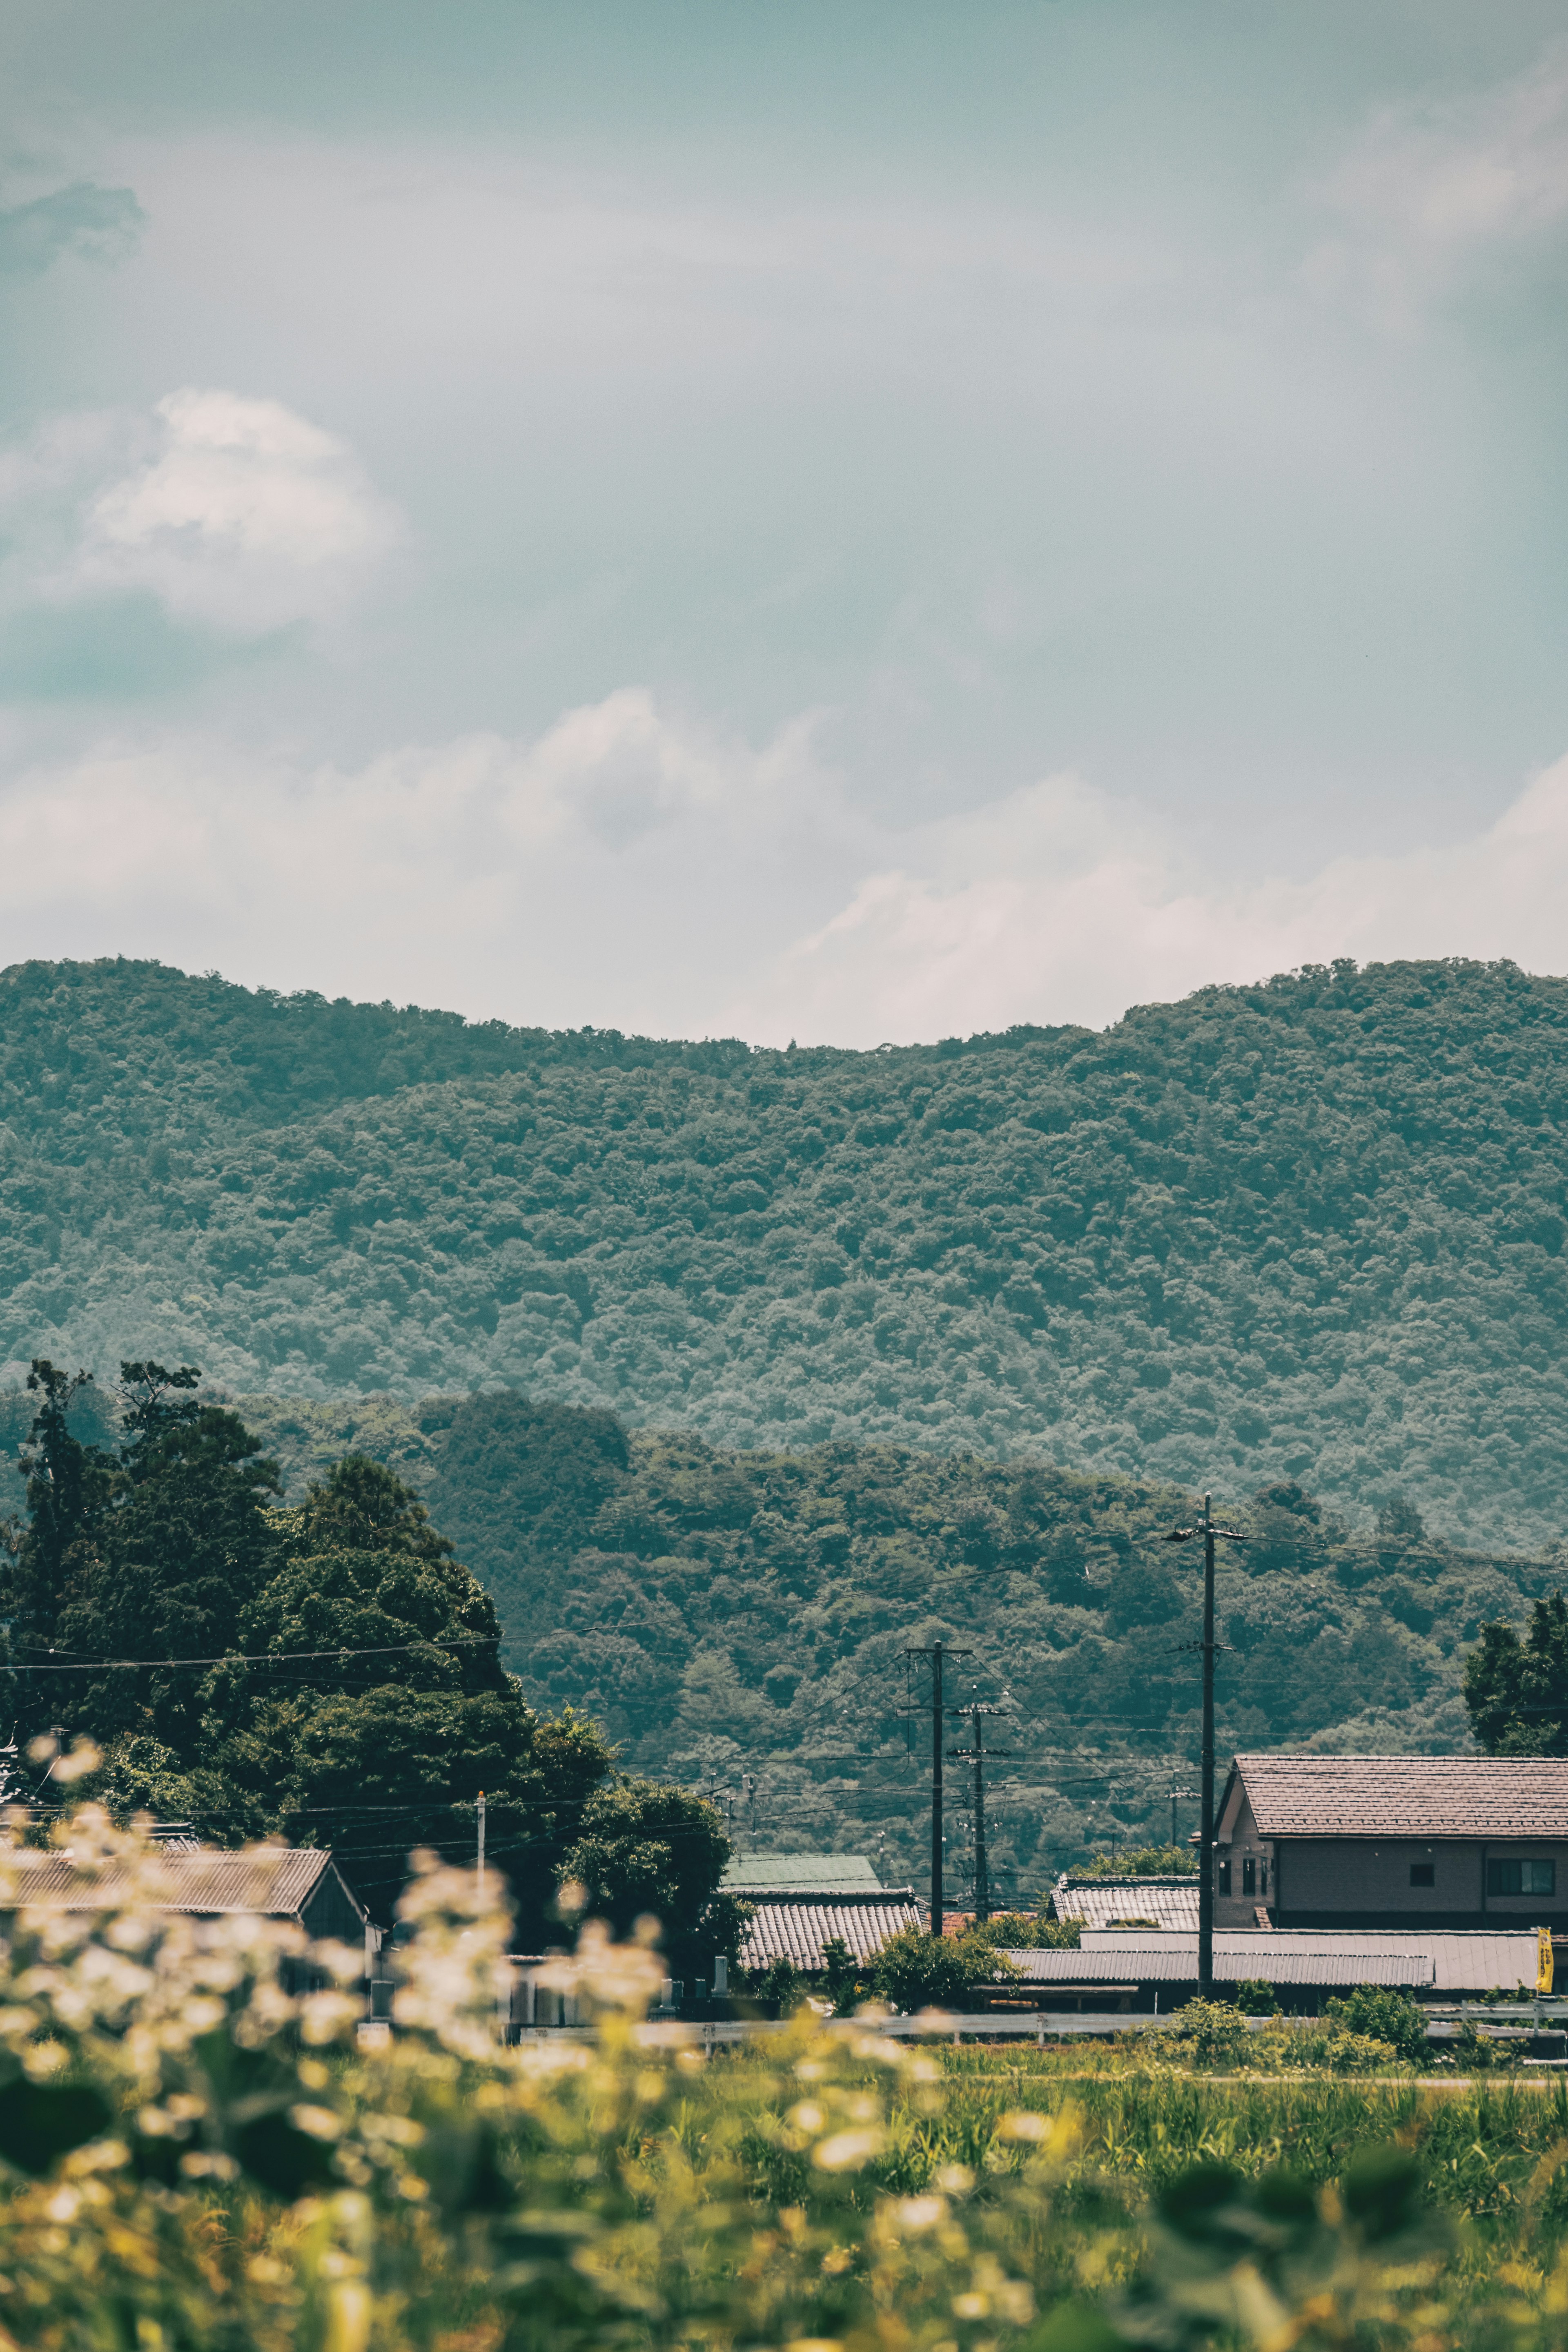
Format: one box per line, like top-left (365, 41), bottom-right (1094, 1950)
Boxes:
top-left (1261, 1862), bottom-right (1269, 1895)
top-left (1217, 1860), bottom-right (1231, 1895)
top-left (1242, 1857), bottom-right (1256, 1895)
top-left (1487, 1859), bottom-right (1556, 1896)
top-left (1410, 1862), bottom-right (1435, 1888)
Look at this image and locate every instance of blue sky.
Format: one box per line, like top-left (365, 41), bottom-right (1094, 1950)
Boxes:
top-left (3, 1), bottom-right (1568, 1041)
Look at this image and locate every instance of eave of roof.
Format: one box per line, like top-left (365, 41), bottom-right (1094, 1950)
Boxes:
top-left (1232, 1754), bottom-right (1568, 1840)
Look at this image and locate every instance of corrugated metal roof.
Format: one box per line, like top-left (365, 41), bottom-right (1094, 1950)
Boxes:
top-left (1079, 1927), bottom-right (1544, 1992)
top-left (741, 1895), bottom-right (922, 1971)
top-left (5, 1848), bottom-right (344, 1921)
top-left (1005, 1946), bottom-right (1433, 1987)
top-left (1051, 1877), bottom-right (1200, 1932)
top-left (1232, 1753), bottom-right (1568, 1839)
top-left (724, 1853), bottom-right (884, 1893)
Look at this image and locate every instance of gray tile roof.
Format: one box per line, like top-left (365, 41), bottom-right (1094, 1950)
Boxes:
top-left (1232, 1753), bottom-right (1568, 1839)
top-left (8, 1847), bottom-right (346, 1921)
top-left (1051, 1876), bottom-right (1200, 1932)
top-left (1006, 1945), bottom-right (1434, 1987)
top-left (740, 1893), bottom-right (922, 1971)
top-left (724, 1853), bottom-right (884, 1894)
top-left (1078, 1926), bottom-right (1547, 1993)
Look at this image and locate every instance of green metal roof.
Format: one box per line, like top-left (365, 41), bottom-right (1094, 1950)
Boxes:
top-left (722, 1853), bottom-right (884, 1893)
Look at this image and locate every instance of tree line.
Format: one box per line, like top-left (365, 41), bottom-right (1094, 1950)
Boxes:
top-left (4, 952), bottom-right (1568, 1548)
top-left (0, 1358), bottom-right (746, 1971)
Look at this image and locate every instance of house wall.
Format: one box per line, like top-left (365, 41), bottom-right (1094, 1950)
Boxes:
top-left (301, 1868), bottom-right (370, 1948)
top-left (1214, 1785), bottom-right (1568, 1929)
top-left (1214, 1788), bottom-right (1279, 1929)
top-left (1274, 1839), bottom-right (1568, 1929)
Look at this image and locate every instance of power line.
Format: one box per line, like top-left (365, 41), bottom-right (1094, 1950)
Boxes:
top-left (10, 1636), bottom-right (494, 1672)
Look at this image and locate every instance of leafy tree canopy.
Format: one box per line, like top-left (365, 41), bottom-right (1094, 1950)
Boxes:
top-left (2, 1365), bottom-right (733, 1951)
top-left (1075, 1845), bottom-right (1198, 1877)
top-left (869, 1929), bottom-right (1013, 2013)
top-left (4, 954), bottom-right (1568, 1547)
top-left (1463, 1594), bottom-right (1568, 1756)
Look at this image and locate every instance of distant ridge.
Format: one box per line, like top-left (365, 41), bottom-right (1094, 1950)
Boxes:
top-left (2, 952), bottom-right (1566, 1547)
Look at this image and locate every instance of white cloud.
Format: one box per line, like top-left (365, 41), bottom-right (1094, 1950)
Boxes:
top-left (1306, 50), bottom-right (1568, 325)
top-left (1, 690), bottom-right (1566, 1045)
top-left (0, 389), bottom-right (401, 638)
top-left (0, 692), bottom-right (840, 1034)
top-left (79, 388), bottom-right (402, 632)
top-left (734, 757), bottom-right (1568, 1042)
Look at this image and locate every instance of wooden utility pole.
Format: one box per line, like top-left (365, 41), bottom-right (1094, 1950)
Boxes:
top-left (951, 1706), bottom-right (1013, 1922)
top-left (906, 1641), bottom-right (971, 1935)
top-left (1161, 1494), bottom-right (1247, 1997)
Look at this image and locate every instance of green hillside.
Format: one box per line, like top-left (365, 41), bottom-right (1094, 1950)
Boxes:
top-left (219, 1389), bottom-right (1564, 1898)
top-left (2, 953), bottom-right (1567, 1547)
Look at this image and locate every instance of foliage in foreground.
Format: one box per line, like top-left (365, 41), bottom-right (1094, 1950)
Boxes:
top-left (7, 1804), bottom-right (1568, 2350)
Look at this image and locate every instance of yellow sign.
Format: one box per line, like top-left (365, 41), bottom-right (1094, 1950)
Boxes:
top-left (1539, 1927), bottom-right (1554, 1994)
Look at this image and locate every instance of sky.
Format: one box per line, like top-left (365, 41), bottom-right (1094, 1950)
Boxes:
top-left (3, 0), bottom-right (1568, 1044)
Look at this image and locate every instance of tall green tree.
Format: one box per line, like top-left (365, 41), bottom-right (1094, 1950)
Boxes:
top-left (54, 1362), bottom-right (282, 1754)
top-left (5, 1360), bottom-right (116, 1660)
top-left (559, 1777), bottom-right (746, 1978)
top-left (13, 1381), bottom-right (733, 1951)
top-left (1464, 1594), bottom-right (1568, 1755)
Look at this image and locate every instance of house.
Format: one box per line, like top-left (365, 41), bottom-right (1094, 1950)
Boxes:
top-left (1049, 1873), bottom-right (1200, 1933)
top-left (7, 1846), bottom-right (376, 1989)
top-left (721, 1853), bottom-right (922, 1975)
top-left (1215, 1755), bottom-right (1568, 1934)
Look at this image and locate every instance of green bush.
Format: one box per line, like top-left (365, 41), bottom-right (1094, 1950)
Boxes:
top-left (1076, 1845), bottom-right (1198, 1877)
top-left (870, 1928), bottom-right (1015, 2012)
top-left (1325, 1984), bottom-right (1430, 2062)
top-left (967, 1911), bottom-right (1081, 1951)
top-left (1167, 1998), bottom-right (1252, 2066)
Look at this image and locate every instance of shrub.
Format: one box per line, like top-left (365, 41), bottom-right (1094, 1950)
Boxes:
top-left (819, 1934), bottom-right (861, 2013)
top-left (869, 1928), bottom-right (1015, 2011)
top-left (1235, 1978), bottom-right (1280, 2016)
top-left (967, 1912), bottom-right (1081, 1951)
top-left (754, 1955), bottom-right (808, 2015)
top-left (1325, 1984), bottom-right (1430, 2062)
top-left (1076, 1845), bottom-right (1198, 1877)
top-left (1168, 1998), bottom-right (1250, 2065)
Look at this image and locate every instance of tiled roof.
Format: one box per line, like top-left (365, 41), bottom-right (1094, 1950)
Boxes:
top-left (7, 1848), bottom-right (346, 1921)
top-left (1051, 1877), bottom-right (1200, 1932)
top-left (1231, 1754), bottom-right (1568, 1839)
top-left (740, 1894), bottom-right (922, 1971)
top-left (1078, 1926), bottom-right (1548, 1993)
top-left (724, 1853), bottom-right (884, 1894)
top-left (1006, 1946), bottom-right (1433, 1987)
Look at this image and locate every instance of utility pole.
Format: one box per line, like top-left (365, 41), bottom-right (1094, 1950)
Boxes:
top-left (906, 1641), bottom-right (971, 1935)
top-left (951, 1706), bottom-right (1013, 1922)
top-left (477, 1791), bottom-right (486, 1897)
top-left (1167, 1786), bottom-right (1195, 1850)
top-left (1161, 1493), bottom-right (1247, 1996)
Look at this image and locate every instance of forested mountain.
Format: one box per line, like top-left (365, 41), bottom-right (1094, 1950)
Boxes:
top-left (141, 1389), bottom-right (1568, 1901)
top-left (2, 953), bottom-right (1568, 1546)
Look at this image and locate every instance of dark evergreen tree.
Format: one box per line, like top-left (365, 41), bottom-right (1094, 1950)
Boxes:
top-left (52, 1362), bottom-right (281, 1754)
top-left (5, 1360), bottom-right (115, 1662)
top-left (1464, 1594), bottom-right (1568, 1756)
